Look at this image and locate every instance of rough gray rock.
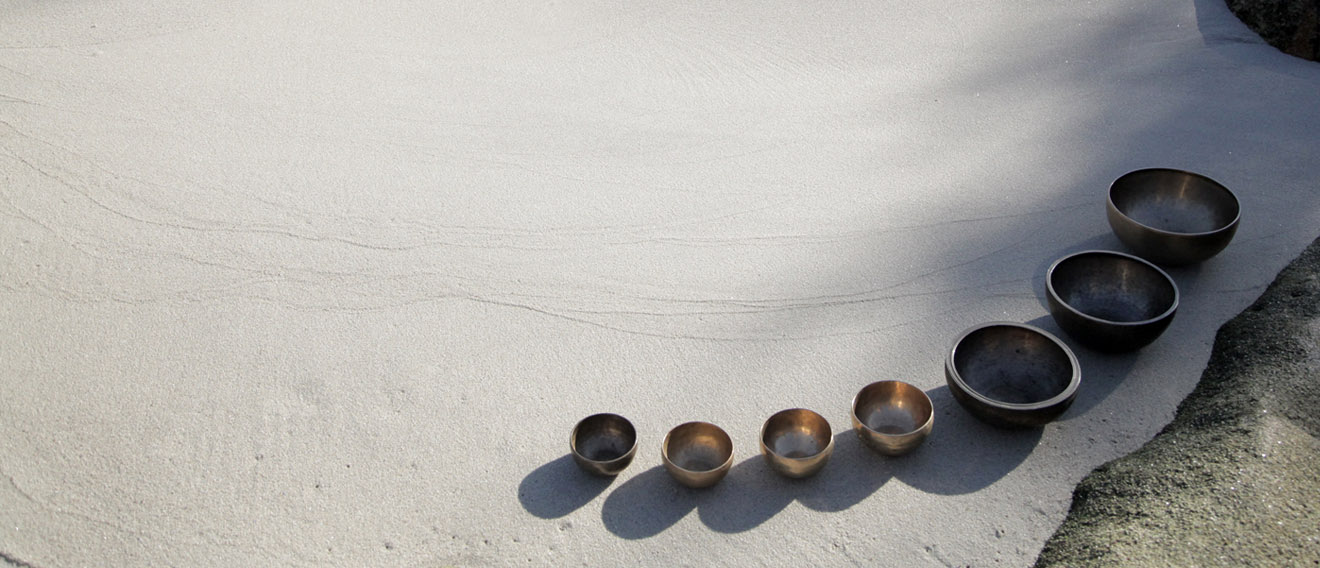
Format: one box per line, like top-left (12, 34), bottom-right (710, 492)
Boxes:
top-left (1226, 0), bottom-right (1320, 60)
top-left (1034, 234), bottom-right (1320, 567)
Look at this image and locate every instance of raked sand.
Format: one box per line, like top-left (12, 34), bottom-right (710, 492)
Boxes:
top-left (2, 1), bottom-right (1318, 566)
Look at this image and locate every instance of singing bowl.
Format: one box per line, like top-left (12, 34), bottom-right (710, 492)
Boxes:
top-left (661, 422), bottom-right (734, 488)
top-left (570, 413), bottom-right (638, 476)
top-left (946, 323), bottom-right (1080, 428)
top-left (1107, 168), bottom-right (1240, 265)
top-left (760, 408), bottom-right (834, 478)
top-left (851, 381), bottom-right (934, 456)
top-left (1046, 250), bottom-right (1179, 352)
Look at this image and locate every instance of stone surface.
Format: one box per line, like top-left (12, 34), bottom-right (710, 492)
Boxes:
top-left (1035, 236), bottom-right (1320, 567)
top-left (1227, 0), bottom-right (1320, 60)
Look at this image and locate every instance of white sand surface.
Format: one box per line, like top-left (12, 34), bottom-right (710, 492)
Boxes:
top-left (1, 1), bottom-right (1317, 565)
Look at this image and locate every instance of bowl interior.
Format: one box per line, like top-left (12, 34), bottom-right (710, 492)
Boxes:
top-left (665, 423), bottom-right (733, 472)
top-left (1110, 169), bottom-right (1239, 234)
top-left (853, 381), bottom-right (933, 435)
top-left (572, 414), bottom-right (636, 463)
top-left (952, 326), bottom-right (1075, 405)
top-left (762, 409), bottom-right (831, 458)
top-left (1050, 253), bottom-right (1176, 323)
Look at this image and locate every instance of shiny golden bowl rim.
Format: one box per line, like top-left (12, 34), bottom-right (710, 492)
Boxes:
top-left (759, 408), bottom-right (835, 461)
top-left (850, 380), bottom-right (935, 437)
top-left (661, 421), bottom-right (734, 474)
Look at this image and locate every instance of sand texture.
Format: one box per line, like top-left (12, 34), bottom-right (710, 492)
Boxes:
top-left (2, 1), bottom-right (1318, 566)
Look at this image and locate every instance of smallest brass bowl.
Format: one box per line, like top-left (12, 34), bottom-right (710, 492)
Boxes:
top-left (570, 413), bottom-right (638, 476)
top-left (851, 381), bottom-right (934, 456)
top-left (662, 421), bottom-right (734, 489)
top-left (760, 408), bottom-right (834, 479)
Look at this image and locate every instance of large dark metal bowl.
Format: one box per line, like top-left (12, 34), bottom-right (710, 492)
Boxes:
top-left (1107, 168), bottom-right (1240, 265)
top-left (1046, 250), bottom-right (1179, 352)
top-left (945, 322), bottom-right (1080, 428)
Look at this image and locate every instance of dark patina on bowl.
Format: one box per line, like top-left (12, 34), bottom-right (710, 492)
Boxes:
top-left (1047, 250), bottom-right (1179, 352)
top-left (570, 413), bottom-right (638, 476)
top-left (1107, 168), bottom-right (1241, 265)
top-left (945, 322), bottom-right (1081, 428)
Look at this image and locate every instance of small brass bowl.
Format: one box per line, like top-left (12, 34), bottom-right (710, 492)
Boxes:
top-left (1047, 250), bottom-right (1179, 352)
top-left (946, 322), bottom-right (1080, 428)
top-left (570, 413), bottom-right (638, 476)
top-left (1107, 168), bottom-right (1241, 265)
top-left (661, 421), bottom-right (734, 489)
top-left (760, 408), bottom-right (834, 478)
top-left (851, 381), bottom-right (934, 456)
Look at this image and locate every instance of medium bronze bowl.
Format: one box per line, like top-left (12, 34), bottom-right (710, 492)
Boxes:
top-left (1046, 250), bottom-right (1179, 352)
top-left (945, 323), bottom-right (1080, 428)
top-left (851, 381), bottom-right (934, 456)
top-left (760, 408), bottom-right (834, 478)
top-left (1107, 168), bottom-right (1241, 265)
top-left (661, 421), bottom-right (734, 488)
top-left (569, 413), bottom-right (638, 476)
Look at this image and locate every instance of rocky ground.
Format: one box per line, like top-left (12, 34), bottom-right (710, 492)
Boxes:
top-left (1225, 0), bottom-right (1320, 61)
top-left (1034, 235), bottom-right (1320, 566)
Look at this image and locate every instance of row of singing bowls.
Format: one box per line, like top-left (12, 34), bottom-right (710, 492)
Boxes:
top-left (1107, 168), bottom-right (1240, 266)
top-left (945, 168), bottom-right (1237, 425)
top-left (571, 381), bottom-right (934, 486)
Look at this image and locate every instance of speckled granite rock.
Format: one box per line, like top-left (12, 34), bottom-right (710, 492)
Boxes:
top-left (1034, 235), bottom-right (1320, 567)
top-left (1227, 0), bottom-right (1320, 60)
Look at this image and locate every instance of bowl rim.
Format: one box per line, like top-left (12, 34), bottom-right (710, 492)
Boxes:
top-left (759, 408), bottom-right (835, 461)
top-left (945, 322), bottom-right (1080, 411)
top-left (1107, 167), bottom-right (1241, 237)
top-left (570, 412), bottom-right (639, 465)
top-left (850, 380), bottom-right (934, 438)
top-left (662, 421), bottom-right (734, 474)
top-left (1045, 249), bottom-right (1180, 327)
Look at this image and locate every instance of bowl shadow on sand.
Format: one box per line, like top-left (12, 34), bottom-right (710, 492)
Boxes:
top-left (591, 391), bottom-right (1042, 539)
top-left (518, 454), bottom-right (617, 520)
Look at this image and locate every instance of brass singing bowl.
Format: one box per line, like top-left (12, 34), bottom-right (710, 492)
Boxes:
top-left (851, 381), bottom-right (934, 456)
top-left (661, 421), bottom-right (734, 489)
top-left (1046, 250), bottom-right (1179, 352)
top-left (946, 323), bottom-right (1080, 428)
top-left (759, 408), bottom-right (834, 478)
top-left (569, 413), bottom-right (638, 476)
top-left (1107, 168), bottom-right (1241, 265)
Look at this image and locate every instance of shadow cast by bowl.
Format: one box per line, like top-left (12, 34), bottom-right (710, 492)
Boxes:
top-left (518, 454), bottom-right (615, 519)
top-left (795, 431), bottom-right (892, 513)
top-left (600, 465), bottom-right (698, 539)
top-left (890, 386), bottom-right (1043, 495)
top-left (696, 457), bottom-right (795, 534)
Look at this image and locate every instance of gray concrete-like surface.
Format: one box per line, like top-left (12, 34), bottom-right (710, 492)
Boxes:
top-left (1, 1), bottom-right (1318, 566)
